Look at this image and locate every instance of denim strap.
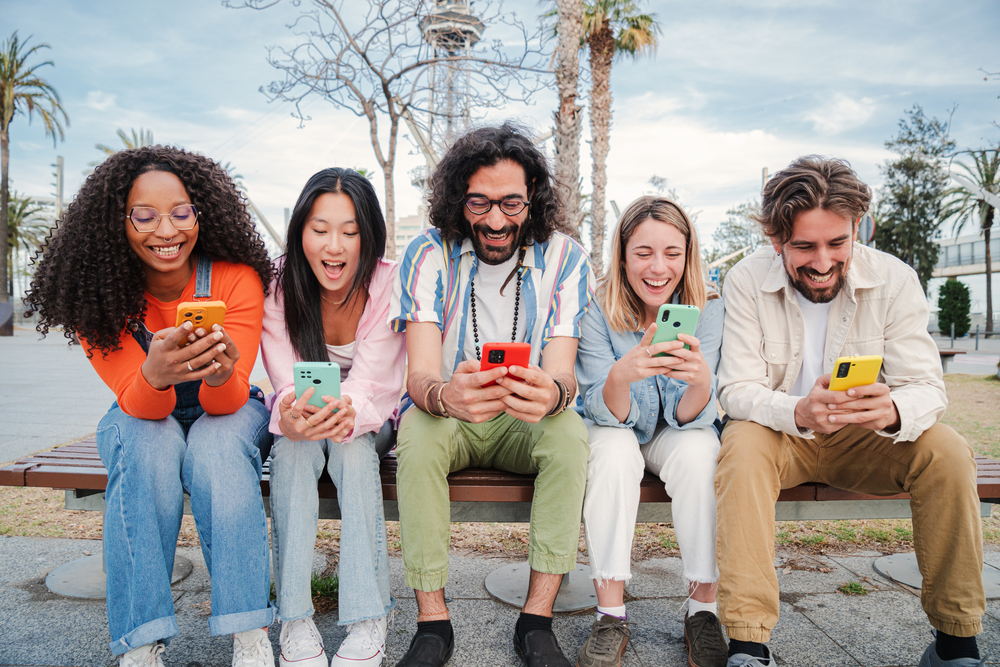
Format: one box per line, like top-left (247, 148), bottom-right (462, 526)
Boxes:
top-left (192, 254), bottom-right (213, 300)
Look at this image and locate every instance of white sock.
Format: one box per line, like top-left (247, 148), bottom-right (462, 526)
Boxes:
top-left (687, 599), bottom-right (718, 617)
top-left (596, 605), bottom-right (627, 621)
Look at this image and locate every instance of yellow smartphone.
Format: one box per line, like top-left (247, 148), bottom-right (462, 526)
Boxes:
top-left (828, 355), bottom-right (883, 391)
top-left (175, 301), bottom-right (227, 347)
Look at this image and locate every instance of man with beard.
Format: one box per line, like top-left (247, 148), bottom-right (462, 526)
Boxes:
top-left (389, 123), bottom-right (593, 667)
top-left (714, 156), bottom-right (985, 667)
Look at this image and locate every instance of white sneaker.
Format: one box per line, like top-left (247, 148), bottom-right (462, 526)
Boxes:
top-left (233, 628), bottom-right (275, 667)
top-left (330, 616), bottom-right (388, 667)
top-left (279, 617), bottom-right (327, 667)
top-left (119, 642), bottom-right (165, 667)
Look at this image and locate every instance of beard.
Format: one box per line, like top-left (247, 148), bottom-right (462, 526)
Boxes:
top-left (470, 221), bottom-right (527, 265)
top-left (787, 262), bottom-right (847, 303)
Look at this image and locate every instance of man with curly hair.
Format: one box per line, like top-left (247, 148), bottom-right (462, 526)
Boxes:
top-left (389, 122), bottom-right (593, 667)
top-left (715, 156), bottom-right (985, 666)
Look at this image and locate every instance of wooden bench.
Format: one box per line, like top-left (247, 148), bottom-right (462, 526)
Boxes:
top-left (2, 437), bottom-right (998, 523)
top-left (939, 348), bottom-right (968, 372)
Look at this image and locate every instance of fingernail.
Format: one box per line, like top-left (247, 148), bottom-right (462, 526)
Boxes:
top-left (217, 344), bottom-right (226, 352)
top-left (183, 321), bottom-right (192, 330)
top-left (215, 362), bottom-right (221, 369)
top-left (214, 332), bottom-right (223, 340)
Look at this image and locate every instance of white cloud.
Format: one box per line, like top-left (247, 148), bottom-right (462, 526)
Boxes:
top-left (806, 94), bottom-right (877, 134)
top-left (84, 91), bottom-right (117, 111)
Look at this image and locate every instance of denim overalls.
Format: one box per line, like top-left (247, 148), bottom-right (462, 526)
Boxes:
top-left (96, 255), bottom-right (275, 655)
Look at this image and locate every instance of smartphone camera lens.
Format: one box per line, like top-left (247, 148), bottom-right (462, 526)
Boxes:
top-left (661, 309), bottom-right (670, 322)
top-left (836, 362), bottom-right (851, 378)
top-left (312, 379), bottom-right (321, 385)
top-left (183, 311), bottom-right (193, 318)
top-left (195, 315), bottom-right (203, 322)
top-left (488, 349), bottom-right (505, 364)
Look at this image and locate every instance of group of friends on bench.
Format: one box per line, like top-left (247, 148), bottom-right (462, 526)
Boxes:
top-left (22, 122), bottom-right (986, 667)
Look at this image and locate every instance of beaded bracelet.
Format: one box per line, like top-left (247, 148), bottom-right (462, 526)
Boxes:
top-left (547, 379), bottom-right (567, 417)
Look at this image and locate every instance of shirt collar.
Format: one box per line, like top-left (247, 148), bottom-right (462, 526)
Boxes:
top-left (761, 243), bottom-right (885, 302)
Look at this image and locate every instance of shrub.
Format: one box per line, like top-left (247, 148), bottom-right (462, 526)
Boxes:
top-left (937, 278), bottom-right (971, 338)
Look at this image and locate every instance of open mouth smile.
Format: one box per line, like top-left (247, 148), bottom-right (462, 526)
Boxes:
top-left (802, 269), bottom-right (834, 285)
top-left (149, 244), bottom-right (182, 258)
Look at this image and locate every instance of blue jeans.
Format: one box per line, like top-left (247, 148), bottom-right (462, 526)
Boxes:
top-left (96, 398), bottom-right (275, 656)
top-left (269, 428), bottom-right (395, 625)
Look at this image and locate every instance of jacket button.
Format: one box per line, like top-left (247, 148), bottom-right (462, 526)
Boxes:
top-left (770, 353), bottom-right (776, 358)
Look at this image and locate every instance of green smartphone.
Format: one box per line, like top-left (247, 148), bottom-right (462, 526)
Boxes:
top-left (293, 361), bottom-right (342, 409)
top-left (649, 304), bottom-right (700, 356)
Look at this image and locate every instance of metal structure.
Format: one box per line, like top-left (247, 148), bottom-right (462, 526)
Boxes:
top-left (419, 1), bottom-right (485, 160)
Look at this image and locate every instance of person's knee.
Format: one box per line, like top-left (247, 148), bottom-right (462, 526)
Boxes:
top-left (587, 426), bottom-right (644, 479)
top-left (269, 438), bottom-right (324, 483)
top-left (670, 428), bottom-right (720, 480)
top-left (396, 409), bottom-right (455, 471)
top-left (100, 412), bottom-right (186, 474)
top-left (188, 403), bottom-right (268, 462)
top-left (912, 423), bottom-right (977, 482)
top-left (543, 411), bottom-right (589, 469)
top-left (715, 420), bottom-right (783, 492)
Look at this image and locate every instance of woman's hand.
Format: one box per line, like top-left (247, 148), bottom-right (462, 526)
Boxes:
top-left (197, 324), bottom-right (239, 387)
top-left (141, 321), bottom-right (230, 390)
top-left (608, 324), bottom-right (685, 386)
top-left (656, 333), bottom-right (712, 391)
top-left (277, 390), bottom-right (356, 442)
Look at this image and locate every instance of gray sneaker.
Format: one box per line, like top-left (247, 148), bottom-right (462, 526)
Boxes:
top-left (684, 611), bottom-right (728, 667)
top-left (577, 615), bottom-right (630, 667)
top-left (918, 640), bottom-right (987, 666)
top-left (726, 645), bottom-right (772, 667)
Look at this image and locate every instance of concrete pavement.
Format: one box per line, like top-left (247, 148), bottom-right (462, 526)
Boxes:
top-left (0, 536), bottom-right (997, 666)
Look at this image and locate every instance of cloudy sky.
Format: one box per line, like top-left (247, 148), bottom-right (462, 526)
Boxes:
top-left (5, 0), bottom-right (999, 309)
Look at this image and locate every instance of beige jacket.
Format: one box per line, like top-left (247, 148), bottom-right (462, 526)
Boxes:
top-left (718, 243), bottom-right (946, 443)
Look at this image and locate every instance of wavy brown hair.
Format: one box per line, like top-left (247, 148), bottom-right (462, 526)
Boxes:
top-left (24, 145), bottom-right (273, 354)
top-left (427, 122), bottom-right (563, 244)
top-left (757, 155), bottom-right (872, 245)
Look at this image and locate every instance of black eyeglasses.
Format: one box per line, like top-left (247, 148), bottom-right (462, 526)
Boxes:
top-left (464, 197), bottom-right (530, 217)
top-left (127, 205), bottom-right (199, 234)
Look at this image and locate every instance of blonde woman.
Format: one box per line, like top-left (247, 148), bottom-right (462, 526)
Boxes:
top-left (575, 196), bottom-right (726, 667)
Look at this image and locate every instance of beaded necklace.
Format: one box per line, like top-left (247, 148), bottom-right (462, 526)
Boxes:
top-left (469, 246), bottom-right (526, 362)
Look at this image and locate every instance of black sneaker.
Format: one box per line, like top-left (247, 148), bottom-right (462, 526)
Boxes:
top-left (394, 630), bottom-right (454, 667)
top-left (683, 611), bottom-right (728, 667)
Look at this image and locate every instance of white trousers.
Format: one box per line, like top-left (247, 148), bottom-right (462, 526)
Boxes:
top-left (582, 420), bottom-right (720, 585)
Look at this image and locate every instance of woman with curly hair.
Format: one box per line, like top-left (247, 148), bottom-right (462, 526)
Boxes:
top-left (24, 146), bottom-right (277, 667)
top-left (574, 196), bottom-right (728, 667)
top-left (259, 168), bottom-right (403, 667)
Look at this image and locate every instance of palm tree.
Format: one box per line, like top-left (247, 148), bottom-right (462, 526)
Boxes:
top-left (88, 127), bottom-right (154, 170)
top-left (6, 191), bottom-right (48, 297)
top-left (943, 147), bottom-right (1000, 333)
top-left (549, 0), bottom-right (584, 239)
top-left (582, 0), bottom-right (658, 275)
top-left (0, 31), bottom-right (68, 334)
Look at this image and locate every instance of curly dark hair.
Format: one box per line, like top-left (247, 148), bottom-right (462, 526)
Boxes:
top-left (23, 145), bottom-right (273, 354)
top-left (427, 122), bottom-right (563, 244)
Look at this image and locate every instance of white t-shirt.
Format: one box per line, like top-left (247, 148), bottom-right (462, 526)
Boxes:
top-left (325, 340), bottom-right (356, 381)
top-left (790, 291), bottom-right (832, 397)
top-left (462, 252), bottom-right (528, 362)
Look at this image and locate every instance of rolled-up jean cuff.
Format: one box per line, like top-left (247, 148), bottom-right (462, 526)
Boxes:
top-left (928, 616), bottom-right (983, 638)
top-left (723, 624), bottom-right (771, 644)
top-left (208, 604), bottom-right (275, 636)
top-left (404, 568), bottom-right (449, 592)
top-left (110, 616), bottom-right (179, 656)
top-left (527, 551), bottom-right (577, 575)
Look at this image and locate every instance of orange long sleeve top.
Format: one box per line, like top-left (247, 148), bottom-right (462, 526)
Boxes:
top-left (84, 260), bottom-right (264, 420)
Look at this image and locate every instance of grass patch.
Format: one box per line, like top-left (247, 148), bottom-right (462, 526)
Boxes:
top-left (837, 582), bottom-right (868, 596)
top-left (657, 535), bottom-right (677, 550)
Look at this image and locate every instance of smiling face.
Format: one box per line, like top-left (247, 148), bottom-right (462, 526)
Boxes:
top-left (464, 159), bottom-right (530, 265)
top-left (301, 191), bottom-right (361, 301)
top-left (125, 170), bottom-right (199, 283)
top-left (624, 218), bottom-right (688, 325)
top-left (774, 207), bottom-right (856, 303)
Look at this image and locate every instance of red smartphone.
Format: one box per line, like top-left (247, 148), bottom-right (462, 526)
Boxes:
top-left (480, 342), bottom-right (531, 387)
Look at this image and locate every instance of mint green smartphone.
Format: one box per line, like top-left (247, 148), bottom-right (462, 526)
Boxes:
top-left (649, 304), bottom-right (700, 356)
top-left (293, 362), bottom-right (341, 409)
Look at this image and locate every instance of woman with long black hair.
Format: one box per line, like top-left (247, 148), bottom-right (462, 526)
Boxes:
top-left (260, 168), bottom-right (404, 667)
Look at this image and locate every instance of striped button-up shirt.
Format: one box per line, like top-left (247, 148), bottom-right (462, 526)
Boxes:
top-left (389, 228), bottom-right (594, 382)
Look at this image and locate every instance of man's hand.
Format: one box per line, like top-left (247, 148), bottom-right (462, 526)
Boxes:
top-left (439, 359), bottom-right (513, 423)
top-left (496, 364), bottom-right (559, 423)
top-left (794, 374), bottom-right (900, 434)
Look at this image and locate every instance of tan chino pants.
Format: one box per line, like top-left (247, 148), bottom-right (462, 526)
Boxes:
top-left (715, 420), bottom-right (984, 642)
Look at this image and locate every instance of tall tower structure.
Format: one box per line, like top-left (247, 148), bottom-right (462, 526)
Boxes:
top-left (419, 0), bottom-right (485, 159)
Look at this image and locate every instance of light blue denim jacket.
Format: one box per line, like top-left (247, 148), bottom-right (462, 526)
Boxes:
top-left (575, 294), bottom-right (724, 444)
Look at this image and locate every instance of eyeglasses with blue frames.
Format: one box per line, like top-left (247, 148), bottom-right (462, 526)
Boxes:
top-left (464, 196), bottom-right (530, 217)
top-left (127, 204), bottom-right (199, 234)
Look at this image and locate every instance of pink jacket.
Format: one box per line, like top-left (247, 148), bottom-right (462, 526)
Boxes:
top-left (261, 258), bottom-right (406, 441)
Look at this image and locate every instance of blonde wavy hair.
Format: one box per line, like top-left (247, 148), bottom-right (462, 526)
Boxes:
top-left (598, 195), bottom-right (718, 334)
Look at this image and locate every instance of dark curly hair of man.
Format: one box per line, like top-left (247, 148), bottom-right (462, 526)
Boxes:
top-left (427, 122), bottom-right (564, 244)
top-left (24, 145), bottom-right (273, 354)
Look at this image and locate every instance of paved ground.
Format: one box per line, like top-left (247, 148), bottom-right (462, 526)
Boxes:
top-left (0, 536), bottom-right (997, 667)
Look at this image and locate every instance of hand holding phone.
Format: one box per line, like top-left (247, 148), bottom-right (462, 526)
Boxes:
top-left (175, 301), bottom-right (226, 347)
top-left (294, 361), bottom-right (342, 409)
top-left (828, 355), bottom-right (883, 392)
top-left (649, 304), bottom-right (700, 356)
top-left (479, 342), bottom-right (531, 387)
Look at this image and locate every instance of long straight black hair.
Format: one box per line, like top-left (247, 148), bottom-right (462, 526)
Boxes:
top-left (279, 167), bottom-right (387, 362)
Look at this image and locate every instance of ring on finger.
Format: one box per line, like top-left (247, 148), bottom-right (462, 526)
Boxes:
top-left (646, 347), bottom-right (652, 357)
top-left (290, 413), bottom-right (300, 420)
top-left (304, 418), bottom-right (314, 427)
top-left (187, 361), bottom-right (194, 372)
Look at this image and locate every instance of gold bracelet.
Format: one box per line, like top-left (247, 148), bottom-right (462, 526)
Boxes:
top-left (436, 382), bottom-right (451, 419)
top-left (423, 382), bottom-right (442, 417)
